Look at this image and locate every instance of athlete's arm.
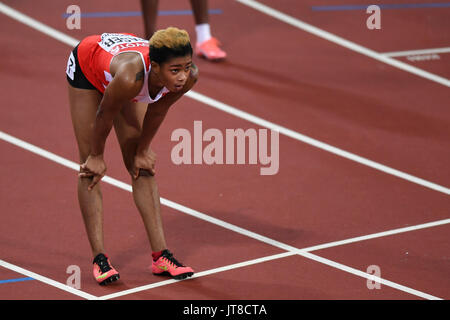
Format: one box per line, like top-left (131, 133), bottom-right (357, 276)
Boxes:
top-left (81, 54), bottom-right (145, 189)
top-left (91, 57), bottom-right (144, 156)
top-left (132, 63), bottom-right (199, 178)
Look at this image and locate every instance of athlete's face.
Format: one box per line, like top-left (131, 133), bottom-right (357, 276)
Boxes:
top-left (154, 55), bottom-right (193, 92)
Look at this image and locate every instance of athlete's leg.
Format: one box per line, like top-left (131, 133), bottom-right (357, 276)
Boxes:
top-left (190, 0), bottom-right (226, 60)
top-left (141, 0), bottom-right (159, 39)
top-left (113, 101), bottom-right (167, 252)
top-left (114, 102), bottom-right (193, 279)
top-left (190, 0), bottom-right (209, 25)
top-left (68, 84), bottom-right (105, 258)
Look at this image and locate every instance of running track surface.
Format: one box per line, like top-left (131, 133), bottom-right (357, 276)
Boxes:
top-left (0, 0), bottom-right (449, 300)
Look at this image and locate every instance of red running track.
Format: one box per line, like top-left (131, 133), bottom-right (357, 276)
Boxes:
top-left (0, 0), bottom-right (449, 302)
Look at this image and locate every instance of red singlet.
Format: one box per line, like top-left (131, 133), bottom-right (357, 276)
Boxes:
top-left (77, 33), bottom-right (169, 103)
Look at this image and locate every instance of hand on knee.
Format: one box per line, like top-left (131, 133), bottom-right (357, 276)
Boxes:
top-left (131, 150), bottom-right (157, 179)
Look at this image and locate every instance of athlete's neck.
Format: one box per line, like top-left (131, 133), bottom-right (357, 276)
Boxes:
top-left (148, 69), bottom-right (164, 100)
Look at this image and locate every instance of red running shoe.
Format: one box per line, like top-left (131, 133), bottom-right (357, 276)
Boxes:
top-left (195, 37), bottom-right (227, 61)
top-left (151, 250), bottom-right (194, 280)
top-left (92, 253), bottom-right (120, 285)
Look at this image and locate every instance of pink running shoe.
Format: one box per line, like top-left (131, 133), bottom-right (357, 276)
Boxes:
top-left (151, 250), bottom-right (194, 280)
top-left (195, 37), bottom-right (227, 61)
top-left (92, 253), bottom-right (120, 285)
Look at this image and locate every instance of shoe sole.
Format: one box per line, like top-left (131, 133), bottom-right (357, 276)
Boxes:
top-left (153, 271), bottom-right (194, 280)
top-left (196, 51), bottom-right (226, 61)
top-left (99, 273), bottom-right (120, 285)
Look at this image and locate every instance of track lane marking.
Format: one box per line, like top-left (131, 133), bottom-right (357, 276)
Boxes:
top-left (185, 91), bottom-right (450, 195)
top-left (382, 47), bottom-right (450, 57)
top-left (0, 2), bottom-right (78, 46)
top-left (0, 2), bottom-right (448, 300)
top-left (297, 251), bottom-right (442, 300)
top-left (234, 0), bottom-right (450, 87)
top-left (97, 252), bottom-right (297, 300)
top-left (302, 218), bottom-right (450, 252)
top-left (0, 259), bottom-right (97, 300)
top-left (0, 2), bottom-right (448, 196)
top-left (1, 131), bottom-right (447, 300)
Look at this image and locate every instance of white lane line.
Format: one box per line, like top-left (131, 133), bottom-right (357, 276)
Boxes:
top-left (302, 218), bottom-right (450, 252)
top-left (98, 252), bottom-right (297, 300)
top-left (0, 131), bottom-right (80, 171)
top-left (99, 248), bottom-right (444, 300)
top-left (1, 2), bottom-right (448, 196)
top-left (0, 259), bottom-right (98, 300)
top-left (1, 131), bottom-right (448, 300)
top-left (0, 2), bottom-right (78, 47)
top-left (3, 131), bottom-right (449, 254)
top-left (234, 0), bottom-right (450, 87)
top-left (0, 131), bottom-right (299, 253)
top-left (296, 251), bottom-right (442, 300)
top-left (186, 91), bottom-right (450, 196)
top-left (382, 47), bottom-right (450, 57)
top-left (101, 221), bottom-right (450, 300)
top-left (160, 197), bottom-right (298, 252)
top-left (0, 3), bottom-right (448, 300)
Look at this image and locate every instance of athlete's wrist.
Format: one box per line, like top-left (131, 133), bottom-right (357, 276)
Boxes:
top-left (88, 153), bottom-right (104, 159)
top-left (136, 141), bottom-right (151, 155)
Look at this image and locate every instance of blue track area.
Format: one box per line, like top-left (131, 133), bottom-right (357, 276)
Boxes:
top-left (0, 277), bottom-right (34, 284)
top-left (62, 9), bottom-right (222, 18)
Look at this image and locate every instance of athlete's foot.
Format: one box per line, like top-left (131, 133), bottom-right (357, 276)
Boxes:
top-left (151, 249), bottom-right (194, 280)
top-left (195, 37), bottom-right (227, 61)
top-left (92, 253), bottom-right (120, 285)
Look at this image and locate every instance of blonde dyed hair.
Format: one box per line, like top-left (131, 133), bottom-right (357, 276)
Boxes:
top-left (148, 27), bottom-right (193, 64)
top-left (149, 27), bottom-right (191, 49)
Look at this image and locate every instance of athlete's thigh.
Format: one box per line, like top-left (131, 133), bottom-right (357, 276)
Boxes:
top-left (113, 101), bottom-right (148, 171)
top-left (68, 84), bottom-right (103, 163)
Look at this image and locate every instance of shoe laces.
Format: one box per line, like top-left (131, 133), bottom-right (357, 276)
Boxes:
top-left (209, 37), bottom-right (221, 46)
top-left (94, 254), bottom-right (112, 273)
top-left (161, 250), bottom-right (184, 267)
top-left (200, 37), bottom-right (222, 49)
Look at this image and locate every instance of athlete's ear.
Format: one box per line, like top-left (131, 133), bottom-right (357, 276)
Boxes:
top-left (151, 61), bottom-right (160, 73)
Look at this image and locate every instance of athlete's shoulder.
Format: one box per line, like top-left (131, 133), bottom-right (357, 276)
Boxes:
top-left (104, 63), bottom-right (144, 102)
top-left (190, 63), bottom-right (199, 81)
top-left (181, 63), bottom-right (199, 94)
top-left (110, 51), bottom-right (144, 75)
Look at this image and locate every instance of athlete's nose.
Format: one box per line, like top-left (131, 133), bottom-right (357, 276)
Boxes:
top-left (177, 70), bottom-right (188, 83)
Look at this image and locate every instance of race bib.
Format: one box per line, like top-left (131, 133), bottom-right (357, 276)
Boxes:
top-left (98, 33), bottom-right (148, 55)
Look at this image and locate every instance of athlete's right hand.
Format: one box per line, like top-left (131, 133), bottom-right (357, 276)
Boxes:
top-left (79, 155), bottom-right (107, 191)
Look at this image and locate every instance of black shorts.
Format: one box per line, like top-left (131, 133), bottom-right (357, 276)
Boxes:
top-left (66, 44), bottom-right (97, 90)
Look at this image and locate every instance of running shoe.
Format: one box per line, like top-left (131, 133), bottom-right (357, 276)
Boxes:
top-left (92, 253), bottom-right (120, 285)
top-left (151, 249), bottom-right (194, 280)
top-left (195, 37), bottom-right (227, 61)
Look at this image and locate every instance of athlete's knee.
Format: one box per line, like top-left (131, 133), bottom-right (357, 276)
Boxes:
top-left (123, 156), bottom-right (134, 175)
top-left (137, 168), bottom-right (154, 177)
top-left (126, 167), bottom-right (154, 179)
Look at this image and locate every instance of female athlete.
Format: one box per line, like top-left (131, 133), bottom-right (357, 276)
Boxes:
top-left (66, 27), bottom-right (197, 285)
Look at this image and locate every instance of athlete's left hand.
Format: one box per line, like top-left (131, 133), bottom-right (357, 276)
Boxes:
top-left (79, 154), bottom-right (107, 191)
top-left (132, 149), bottom-right (156, 179)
